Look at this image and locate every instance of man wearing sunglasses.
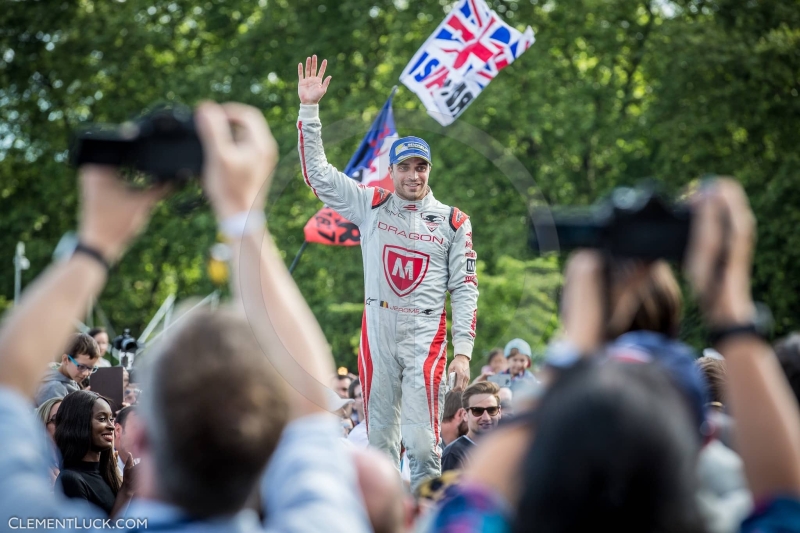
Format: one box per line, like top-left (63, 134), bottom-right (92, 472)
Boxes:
top-left (441, 382), bottom-right (501, 472)
top-left (34, 332), bottom-right (100, 406)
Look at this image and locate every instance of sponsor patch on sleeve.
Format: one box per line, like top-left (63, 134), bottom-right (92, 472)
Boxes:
top-left (371, 187), bottom-right (392, 209)
top-left (449, 207), bottom-right (469, 231)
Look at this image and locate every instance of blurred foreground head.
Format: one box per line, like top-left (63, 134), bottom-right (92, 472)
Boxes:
top-left (606, 260), bottom-right (683, 340)
top-left (139, 309), bottom-right (288, 518)
top-left (514, 361), bottom-right (705, 533)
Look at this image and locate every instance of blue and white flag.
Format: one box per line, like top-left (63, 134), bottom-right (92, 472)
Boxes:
top-left (400, 0), bottom-right (535, 126)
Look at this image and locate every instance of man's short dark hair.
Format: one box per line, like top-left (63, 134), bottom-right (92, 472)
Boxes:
top-left (442, 390), bottom-right (464, 422)
top-left (66, 333), bottom-right (100, 360)
top-left (462, 382), bottom-right (500, 410)
top-left (141, 309), bottom-right (288, 518)
top-left (348, 378), bottom-right (361, 400)
top-left (775, 333), bottom-right (800, 406)
top-left (116, 405), bottom-right (137, 428)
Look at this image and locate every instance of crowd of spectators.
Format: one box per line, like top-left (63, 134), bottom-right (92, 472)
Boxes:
top-left (2, 97), bottom-right (800, 533)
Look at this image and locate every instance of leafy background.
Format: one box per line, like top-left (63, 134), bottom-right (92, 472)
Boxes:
top-left (1, 0), bottom-right (798, 373)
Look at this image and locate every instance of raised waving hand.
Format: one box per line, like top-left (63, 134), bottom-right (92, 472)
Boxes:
top-left (298, 55), bottom-right (332, 105)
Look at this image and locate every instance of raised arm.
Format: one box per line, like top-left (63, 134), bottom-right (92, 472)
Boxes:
top-left (297, 55), bottom-right (372, 226)
top-left (198, 100), bottom-right (337, 419)
top-left (446, 213), bottom-right (479, 390)
top-left (686, 179), bottom-right (800, 501)
top-left (196, 101), bottom-right (371, 533)
top-left (0, 168), bottom-right (164, 399)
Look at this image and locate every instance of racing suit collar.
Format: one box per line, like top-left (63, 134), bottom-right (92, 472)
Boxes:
top-left (393, 187), bottom-right (435, 211)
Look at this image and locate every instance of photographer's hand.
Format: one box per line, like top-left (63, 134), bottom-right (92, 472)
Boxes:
top-left (196, 102), bottom-right (278, 218)
top-left (560, 250), bottom-right (606, 354)
top-left (298, 55), bottom-right (332, 105)
top-left (0, 166), bottom-right (164, 400)
top-left (79, 165), bottom-right (168, 263)
top-left (196, 101), bottom-right (335, 420)
top-left (685, 178), bottom-right (755, 325)
top-left (685, 178), bottom-right (800, 500)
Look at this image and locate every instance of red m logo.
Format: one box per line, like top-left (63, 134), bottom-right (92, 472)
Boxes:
top-left (383, 246), bottom-right (430, 297)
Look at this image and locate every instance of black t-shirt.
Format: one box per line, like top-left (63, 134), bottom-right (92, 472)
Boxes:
top-left (57, 461), bottom-right (116, 516)
top-left (441, 435), bottom-right (476, 472)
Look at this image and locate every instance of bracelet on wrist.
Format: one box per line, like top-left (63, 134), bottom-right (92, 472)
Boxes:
top-left (707, 302), bottom-right (773, 347)
top-left (74, 242), bottom-right (112, 272)
top-left (218, 210), bottom-right (266, 240)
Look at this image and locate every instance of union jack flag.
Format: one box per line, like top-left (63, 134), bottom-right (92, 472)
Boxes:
top-left (400, 0), bottom-right (534, 126)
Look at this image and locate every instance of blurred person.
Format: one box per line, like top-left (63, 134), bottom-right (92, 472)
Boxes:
top-left (113, 406), bottom-right (139, 478)
top-left (36, 397), bottom-right (63, 484)
top-left (123, 384), bottom-right (141, 406)
top-left (36, 397), bottom-right (63, 440)
top-left (87, 327), bottom-right (112, 367)
top-left (348, 379), bottom-right (369, 447)
top-left (35, 333), bottom-right (100, 406)
top-left (497, 387), bottom-right (513, 417)
top-left (479, 348), bottom-right (507, 376)
top-left (54, 391), bottom-right (124, 516)
top-left (440, 390), bottom-right (467, 448)
top-left (349, 377), bottom-right (364, 423)
top-left (298, 55), bottom-right (478, 491)
top-left (430, 180), bottom-right (800, 532)
top-left (774, 333), bottom-right (800, 406)
top-left (352, 447), bottom-right (414, 533)
top-left (697, 356), bottom-right (727, 412)
top-left (332, 373), bottom-right (353, 399)
top-left (499, 338), bottom-right (537, 393)
top-left (441, 382), bottom-right (501, 473)
top-left (332, 373), bottom-right (354, 420)
top-left (0, 101), bottom-right (370, 532)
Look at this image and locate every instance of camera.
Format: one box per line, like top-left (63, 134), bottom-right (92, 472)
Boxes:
top-left (70, 105), bottom-right (203, 183)
top-left (529, 184), bottom-right (693, 262)
top-left (112, 329), bottom-right (142, 369)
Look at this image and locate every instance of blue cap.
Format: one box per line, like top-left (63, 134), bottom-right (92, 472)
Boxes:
top-left (504, 338), bottom-right (532, 359)
top-left (389, 136), bottom-right (432, 166)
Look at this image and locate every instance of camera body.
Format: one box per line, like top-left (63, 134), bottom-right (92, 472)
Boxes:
top-left (112, 328), bottom-right (142, 369)
top-left (529, 185), bottom-right (693, 262)
top-left (70, 106), bottom-right (203, 183)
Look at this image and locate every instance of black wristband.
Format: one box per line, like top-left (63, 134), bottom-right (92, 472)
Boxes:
top-left (74, 243), bottom-right (111, 272)
top-left (708, 324), bottom-right (764, 347)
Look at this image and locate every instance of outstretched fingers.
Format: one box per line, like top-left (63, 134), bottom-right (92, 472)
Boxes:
top-left (318, 58), bottom-right (327, 80)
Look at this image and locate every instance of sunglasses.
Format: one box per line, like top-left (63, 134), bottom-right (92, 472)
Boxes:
top-left (468, 406), bottom-right (500, 417)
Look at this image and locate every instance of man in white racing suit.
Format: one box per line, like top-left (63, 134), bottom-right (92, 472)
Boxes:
top-left (297, 55), bottom-right (478, 489)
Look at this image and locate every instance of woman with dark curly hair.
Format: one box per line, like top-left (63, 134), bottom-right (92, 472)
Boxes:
top-left (55, 390), bottom-right (124, 516)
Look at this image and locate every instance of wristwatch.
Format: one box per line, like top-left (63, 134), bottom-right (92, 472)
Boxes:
top-left (53, 232), bottom-right (111, 272)
top-left (707, 302), bottom-right (773, 346)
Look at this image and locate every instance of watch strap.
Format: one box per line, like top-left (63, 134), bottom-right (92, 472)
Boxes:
top-left (74, 243), bottom-right (111, 272)
top-left (708, 324), bottom-right (763, 346)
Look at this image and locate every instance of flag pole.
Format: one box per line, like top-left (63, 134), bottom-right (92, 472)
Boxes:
top-left (288, 240), bottom-right (309, 275)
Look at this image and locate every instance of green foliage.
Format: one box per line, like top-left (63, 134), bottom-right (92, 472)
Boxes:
top-left (1, 0), bottom-right (799, 368)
